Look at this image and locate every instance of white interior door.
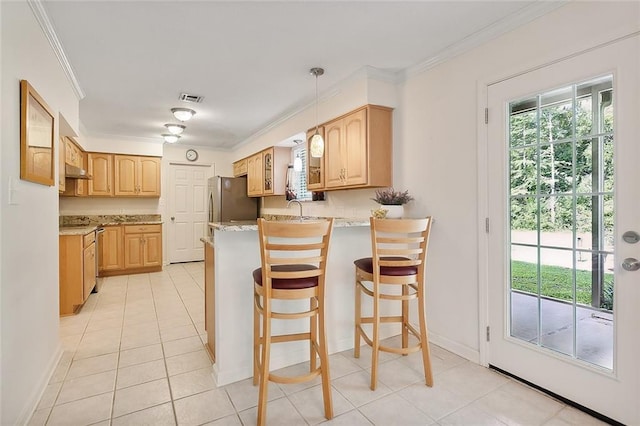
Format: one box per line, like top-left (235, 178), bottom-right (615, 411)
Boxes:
top-left (486, 35), bottom-right (639, 424)
top-left (168, 164), bottom-right (209, 263)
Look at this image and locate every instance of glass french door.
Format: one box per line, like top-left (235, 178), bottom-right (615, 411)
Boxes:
top-left (486, 35), bottom-right (639, 425)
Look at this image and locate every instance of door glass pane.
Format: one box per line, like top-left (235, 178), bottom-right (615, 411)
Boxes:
top-left (507, 75), bottom-right (614, 369)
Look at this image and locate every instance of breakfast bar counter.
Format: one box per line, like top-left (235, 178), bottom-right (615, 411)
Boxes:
top-left (203, 217), bottom-right (396, 386)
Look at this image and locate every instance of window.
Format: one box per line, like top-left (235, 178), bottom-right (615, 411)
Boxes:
top-left (292, 145), bottom-right (312, 201)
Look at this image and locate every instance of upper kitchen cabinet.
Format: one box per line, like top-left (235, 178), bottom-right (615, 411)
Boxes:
top-left (246, 152), bottom-right (263, 197)
top-left (58, 137), bottom-right (66, 193)
top-left (306, 127), bottom-right (325, 190)
top-left (87, 153), bottom-right (113, 196)
top-left (246, 147), bottom-right (289, 197)
top-left (62, 137), bottom-right (86, 197)
top-left (114, 155), bottom-right (161, 197)
top-left (233, 158), bottom-right (248, 177)
top-left (262, 147), bottom-right (289, 196)
top-left (323, 105), bottom-right (392, 190)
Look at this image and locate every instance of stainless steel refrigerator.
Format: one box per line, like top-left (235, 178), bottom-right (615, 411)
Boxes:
top-left (208, 176), bottom-right (259, 222)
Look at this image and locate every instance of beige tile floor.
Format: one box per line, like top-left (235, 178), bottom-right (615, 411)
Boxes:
top-left (29, 262), bottom-right (606, 426)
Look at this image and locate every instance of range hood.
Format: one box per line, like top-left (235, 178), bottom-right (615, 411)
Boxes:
top-left (65, 163), bottom-right (92, 179)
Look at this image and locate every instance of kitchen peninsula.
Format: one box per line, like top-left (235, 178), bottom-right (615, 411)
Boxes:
top-left (203, 217), bottom-right (404, 386)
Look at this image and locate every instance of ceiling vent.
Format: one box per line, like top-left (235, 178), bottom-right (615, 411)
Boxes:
top-left (179, 93), bottom-right (204, 103)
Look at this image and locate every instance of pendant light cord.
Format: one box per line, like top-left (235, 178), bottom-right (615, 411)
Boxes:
top-left (315, 72), bottom-right (319, 133)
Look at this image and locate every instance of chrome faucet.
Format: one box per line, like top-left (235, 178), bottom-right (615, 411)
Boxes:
top-left (287, 199), bottom-right (303, 220)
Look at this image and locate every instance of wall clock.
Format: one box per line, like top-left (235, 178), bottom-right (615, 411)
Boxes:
top-left (186, 149), bottom-right (199, 162)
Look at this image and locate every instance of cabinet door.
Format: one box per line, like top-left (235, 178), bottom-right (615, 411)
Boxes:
top-left (343, 108), bottom-right (367, 186)
top-left (83, 242), bottom-right (96, 301)
top-left (233, 158), bottom-right (248, 177)
top-left (124, 234), bottom-right (144, 268)
top-left (88, 153), bottom-right (113, 196)
top-left (138, 157), bottom-right (161, 197)
top-left (324, 118), bottom-right (345, 188)
top-left (114, 155), bottom-right (138, 196)
top-left (100, 226), bottom-right (123, 272)
top-left (306, 128), bottom-right (324, 190)
top-left (247, 153), bottom-right (263, 196)
top-left (263, 148), bottom-right (273, 195)
top-left (58, 137), bottom-right (66, 192)
top-left (143, 232), bottom-right (162, 267)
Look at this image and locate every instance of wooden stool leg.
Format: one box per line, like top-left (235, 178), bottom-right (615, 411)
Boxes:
top-left (417, 281), bottom-right (433, 387)
top-left (310, 296), bottom-right (318, 372)
top-left (370, 281), bottom-right (380, 391)
top-left (354, 273), bottom-right (362, 359)
top-left (402, 284), bottom-right (409, 355)
top-left (257, 305), bottom-right (272, 426)
top-left (253, 293), bottom-right (260, 385)
top-left (318, 295), bottom-right (334, 419)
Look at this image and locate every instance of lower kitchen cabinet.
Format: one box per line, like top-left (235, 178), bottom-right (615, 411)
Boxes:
top-left (98, 223), bottom-right (163, 276)
top-left (124, 224), bottom-right (162, 269)
top-left (204, 242), bottom-right (215, 361)
top-left (59, 231), bottom-right (96, 315)
top-left (99, 225), bottom-right (123, 272)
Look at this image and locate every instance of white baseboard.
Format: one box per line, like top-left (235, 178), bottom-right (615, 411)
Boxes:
top-left (17, 343), bottom-right (63, 425)
top-left (428, 331), bottom-right (480, 364)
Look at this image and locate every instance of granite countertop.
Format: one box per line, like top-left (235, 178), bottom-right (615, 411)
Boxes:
top-left (59, 225), bottom-right (99, 236)
top-left (59, 214), bottom-right (163, 235)
top-left (209, 217), bottom-right (370, 232)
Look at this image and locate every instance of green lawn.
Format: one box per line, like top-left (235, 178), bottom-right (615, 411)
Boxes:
top-left (511, 260), bottom-right (614, 310)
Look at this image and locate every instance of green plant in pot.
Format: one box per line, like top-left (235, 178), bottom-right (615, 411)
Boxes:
top-left (372, 188), bottom-right (414, 218)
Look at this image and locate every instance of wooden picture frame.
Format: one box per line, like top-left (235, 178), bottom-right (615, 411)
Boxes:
top-left (20, 80), bottom-right (55, 186)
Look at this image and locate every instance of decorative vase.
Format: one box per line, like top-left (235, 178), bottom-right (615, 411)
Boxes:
top-left (382, 204), bottom-right (404, 219)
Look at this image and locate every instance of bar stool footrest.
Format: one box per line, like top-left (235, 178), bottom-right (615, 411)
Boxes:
top-left (269, 368), bottom-right (322, 385)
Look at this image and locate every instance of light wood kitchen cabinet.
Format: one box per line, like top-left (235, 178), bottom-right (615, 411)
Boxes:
top-left (204, 242), bottom-right (215, 361)
top-left (123, 224), bottom-right (162, 269)
top-left (306, 127), bottom-right (325, 190)
top-left (87, 153), bottom-right (113, 196)
top-left (246, 147), bottom-right (290, 197)
top-left (114, 155), bottom-right (161, 197)
top-left (233, 158), bottom-right (248, 177)
top-left (322, 105), bottom-right (392, 190)
top-left (59, 230), bottom-right (96, 315)
top-left (62, 137), bottom-right (87, 197)
top-left (58, 137), bottom-right (66, 193)
top-left (99, 226), bottom-right (123, 272)
top-left (247, 152), bottom-right (263, 196)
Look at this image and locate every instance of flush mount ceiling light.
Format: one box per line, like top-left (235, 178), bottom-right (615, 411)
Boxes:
top-left (309, 67), bottom-right (325, 158)
top-left (164, 123), bottom-right (186, 135)
top-left (162, 133), bottom-right (181, 143)
top-left (171, 107), bottom-right (196, 122)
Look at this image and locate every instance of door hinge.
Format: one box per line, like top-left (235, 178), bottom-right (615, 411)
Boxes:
top-left (485, 217), bottom-right (490, 233)
top-left (484, 107), bottom-right (488, 124)
top-left (486, 325), bottom-right (490, 342)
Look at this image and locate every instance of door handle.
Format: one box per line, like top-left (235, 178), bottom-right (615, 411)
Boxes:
top-left (622, 258), bottom-right (640, 271)
top-left (171, 217), bottom-right (175, 221)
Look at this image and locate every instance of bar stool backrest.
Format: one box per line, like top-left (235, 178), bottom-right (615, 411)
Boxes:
top-left (257, 218), bottom-right (334, 294)
top-left (370, 217), bottom-right (432, 281)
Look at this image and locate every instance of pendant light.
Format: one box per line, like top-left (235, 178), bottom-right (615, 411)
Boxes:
top-left (309, 67), bottom-right (324, 158)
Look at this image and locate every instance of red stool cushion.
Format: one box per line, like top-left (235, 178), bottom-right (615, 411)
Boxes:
top-left (253, 265), bottom-right (319, 290)
top-left (354, 257), bottom-right (417, 276)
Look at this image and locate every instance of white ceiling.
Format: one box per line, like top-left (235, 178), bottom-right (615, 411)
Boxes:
top-left (42, 1), bottom-right (562, 150)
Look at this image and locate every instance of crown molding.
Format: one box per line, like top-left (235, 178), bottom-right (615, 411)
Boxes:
top-left (401, 1), bottom-right (568, 81)
top-left (27, 0), bottom-right (85, 100)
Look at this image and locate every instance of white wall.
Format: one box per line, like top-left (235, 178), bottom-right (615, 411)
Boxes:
top-left (238, 1), bottom-right (640, 362)
top-left (395, 1), bottom-right (640, 359)
top-left (0, 1), bottom-right (80, 423)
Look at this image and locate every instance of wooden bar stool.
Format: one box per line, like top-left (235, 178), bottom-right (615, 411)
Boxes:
top-left (354, 217), bottom-right (433, 390)
top-left (253, 218), bottom-right (334, 426)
